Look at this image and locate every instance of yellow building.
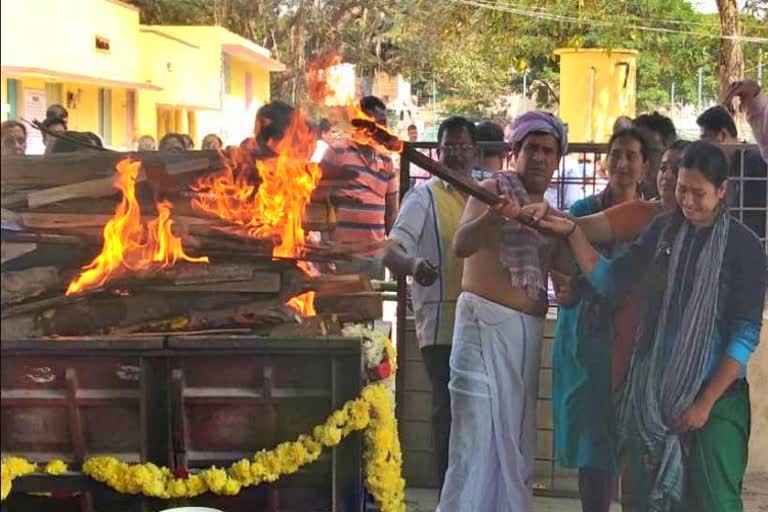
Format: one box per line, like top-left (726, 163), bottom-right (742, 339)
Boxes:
top-left (554, 48), bottom-right (638, 143)
top-left (0, 0), bottom-right (284, 152)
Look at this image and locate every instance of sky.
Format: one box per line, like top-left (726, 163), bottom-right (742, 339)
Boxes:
top-left (689, 0), bottom-right (749, 13)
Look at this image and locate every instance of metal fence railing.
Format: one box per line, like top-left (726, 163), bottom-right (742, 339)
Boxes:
top-left (397, 141), bottom-right (767, 248)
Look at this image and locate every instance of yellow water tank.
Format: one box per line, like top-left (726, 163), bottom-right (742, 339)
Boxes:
top-left (554, 48), bottom-right (638, 143)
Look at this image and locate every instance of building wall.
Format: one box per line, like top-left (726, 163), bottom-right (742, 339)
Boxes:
top-left (136, 29), bottom-right (209, 145)
top-left (372, 72), bottom-right (400, 105)
top-left (218, 57), bottom-right (270, 146)
top-left (138, 25), bottom-right (276, 147)
top-left (138, 30), bottom-right (213, 109)
top-left (109, 87), bottom-right (129, 149)
top-left (372, 71), bottom-right (413, 110)
top-left (1, 0), bottom-right (138, 149)
top-left (1, 8), bottom-right (278, 150)
top-left (0, 74), bottom-right (131, 150)
top-left (1, 0), bottom-right (140, 84)
top-left (556, 48), bottom-right (638, 143)
top-left (1, 78), bottom-right (7, 121)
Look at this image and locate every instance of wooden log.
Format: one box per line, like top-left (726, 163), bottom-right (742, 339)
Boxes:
top-left (187, 301), bottom-right (295, 331)
top-left (311, 273), bottom-right (373, 296)
top-left (1, 231), bottom-right (90, 246)
top-left (168, 263), bottom-right (258, 285)
top-left (4, 197), bottom-right (128, 215)
top-left (303, 239), bottom-right (392, 259)
top-left (1, 243), bottom-right (37, 264)
top-left (16, 212), bottom-right (215, 231)
top-left (21, 157), bottom-right (212, 210)
top-left (113, 297), bottom-right (293, 334)
top-left (0, 291), bottom-right (261, 339)
top-left (281, 270), bottom-right (372, 298)
top-left (188, 234), bottom-right (276, 256)
top-left (147, 272), bottom-right (281, 294)
top-left (265, 313), bottom-right (343, 338)
top-left (0, 294), bottom-right (77, 319)
top-left (1, 313), bottom-right (43, 340)
top-left (1, 207), bottom-right (21, 226)
top-left (0, 150), bottom-right (224, 188)
top-left (314, 292), bottom-right (383, 323)
top-left (1, 267), bottom-right (61, 305)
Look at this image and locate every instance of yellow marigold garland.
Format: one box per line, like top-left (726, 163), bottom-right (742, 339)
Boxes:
top-left (43, 460), bottom-right (68, 476)
top-left (1, 457), bottom-right (37, 500)
top-left (1, 328), bottom-right (405, 511)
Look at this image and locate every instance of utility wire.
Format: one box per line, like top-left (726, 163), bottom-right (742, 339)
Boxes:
top-left (450, 0), bottom-right (768, 44)
top-left (484, 0), bottom-right (752, 29)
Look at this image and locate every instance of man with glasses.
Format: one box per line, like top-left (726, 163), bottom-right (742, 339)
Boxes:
top-left (383, 116), bottom-right (479, 495)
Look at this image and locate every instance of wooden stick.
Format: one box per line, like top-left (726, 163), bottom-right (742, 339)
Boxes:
top-left (1, 266), bottom-right (61, 305)
top-left (315, 292), bottom-right (383, 322)
top-left (1, 231), bottom-right (90, 245)
top-left (24, 157), bottom-right (211, 209)
top-left (17, 212), bottom-right (216, 230)
top-left (1, 150), bottom-right (223, 188)
top-left (0, 294), bottom-right (81, 319)
top-left (350, 119), bottom-right (517, 214)
top-left (1, 242), bottom-right (37, 264)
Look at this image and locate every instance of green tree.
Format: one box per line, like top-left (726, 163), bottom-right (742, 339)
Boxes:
top-left (128, 0), bottom-right (422, 105)
top-left (127, 0), bottom-right (766, 115)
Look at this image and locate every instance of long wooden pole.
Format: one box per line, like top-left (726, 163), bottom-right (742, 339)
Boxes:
top-left (351, 119), bottom-right (517, 216)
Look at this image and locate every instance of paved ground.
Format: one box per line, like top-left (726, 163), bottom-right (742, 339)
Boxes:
top-left (405, 489), bottom-right (621, 512)
top-left (406, 473), bottom-right (768, 511)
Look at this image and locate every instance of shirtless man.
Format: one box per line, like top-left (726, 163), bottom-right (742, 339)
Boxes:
top-left (437, 111), bottom-right (566, 512)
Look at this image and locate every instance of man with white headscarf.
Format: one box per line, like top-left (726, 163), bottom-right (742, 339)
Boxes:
top-left (438, 112), bottom-right (567, 511)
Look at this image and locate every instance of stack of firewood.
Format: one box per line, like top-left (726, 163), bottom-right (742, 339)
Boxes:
top-left (1, 150), bottom-right (384, 340)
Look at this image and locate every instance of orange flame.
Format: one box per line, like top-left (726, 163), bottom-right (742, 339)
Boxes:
top-left (307, 51), bottom-right (356, 107)
top-left (307, 52), bottom-right (403, 156)
top-left (190, 111), bottom-right (321, 316)
top-left (66, 159), bottom-right (209, 296)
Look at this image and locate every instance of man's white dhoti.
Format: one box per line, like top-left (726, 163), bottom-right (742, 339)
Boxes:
top-left (437, 292), bottom-right (544, 512)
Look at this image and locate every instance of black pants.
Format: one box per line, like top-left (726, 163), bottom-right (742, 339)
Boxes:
top-left (578, 467), bottom-right (615, 512)
top-left (421, 345), bottom-right (452, 493)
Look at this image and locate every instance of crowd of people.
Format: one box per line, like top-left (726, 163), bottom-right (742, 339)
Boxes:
top-left (1, 77), bottom-right (767, 512)
top-left (0, 103), bottom-right (227, 157)
top-left (384, 79), bottom-right (766, 512)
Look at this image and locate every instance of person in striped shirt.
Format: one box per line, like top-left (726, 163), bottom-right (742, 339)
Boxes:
top-left (320, 96), bottom-right (399, 278)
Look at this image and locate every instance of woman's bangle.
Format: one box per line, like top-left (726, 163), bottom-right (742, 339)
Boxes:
top-left (566, 222), bottom-right (577, 238)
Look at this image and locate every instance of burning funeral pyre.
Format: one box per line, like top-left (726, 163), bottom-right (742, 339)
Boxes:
top-left (1, 91), bottom-right (390, 339)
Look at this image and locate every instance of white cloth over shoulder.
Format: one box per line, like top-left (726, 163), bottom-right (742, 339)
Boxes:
top-left (437, 292), bottom-right (544, 512)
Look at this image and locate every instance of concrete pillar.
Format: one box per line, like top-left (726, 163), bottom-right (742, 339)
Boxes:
top-left (173, 108), bottom-right (185, 134)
